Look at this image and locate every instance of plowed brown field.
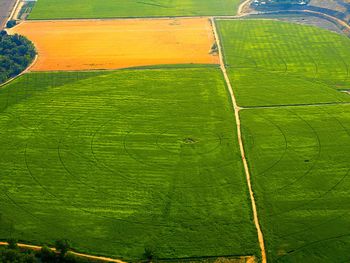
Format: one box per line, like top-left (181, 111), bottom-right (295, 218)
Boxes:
top-left (8, 18), bottom-right (219, 71)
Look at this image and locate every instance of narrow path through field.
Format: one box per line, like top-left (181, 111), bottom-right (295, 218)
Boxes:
top-left (211, 17), bottom-right (267, 263)
top-left (0, 242), bottom-right (127, 263)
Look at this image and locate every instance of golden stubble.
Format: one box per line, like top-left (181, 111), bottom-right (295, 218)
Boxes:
top-left (9, 18), bottom-right (219, 71)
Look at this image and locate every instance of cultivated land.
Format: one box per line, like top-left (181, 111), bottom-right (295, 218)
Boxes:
top-left (217, 20), bottom-right (350, 107)
top-left (8, 18), bottom-right (219, 71)
top-left (240, 105), bottom-right (350, 262)
top-left (215, 19), bottom-right (350, 261)
top-left (28, 0), bottom-right (240, 19)
top-left (0, 67), bottom-right (259, 259)
top-left (2, 0), bottom-right (350, 260)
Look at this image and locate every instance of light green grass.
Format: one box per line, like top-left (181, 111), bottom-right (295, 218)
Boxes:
top-left (0, 68), bottom-right (258, 260)
top-left (217, 20), bottom-right (350, 107)
top-left (240, 105), bottom-right (350, 262)
top-left (29, 0), bottom-right (240, 19)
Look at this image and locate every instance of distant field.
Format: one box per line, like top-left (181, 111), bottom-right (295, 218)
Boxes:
top-left (217, 20), bottom-right (350, 107)
top-left (0, 67), bottom-right (258, 259)
top-left (9, 18), bottom-right (218, 71)
top-left (29, 0), bottom-right (240, 19)
top-left (240, 105), bottom-right (350, 262)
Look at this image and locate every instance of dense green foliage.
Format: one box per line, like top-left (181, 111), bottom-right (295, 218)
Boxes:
top-left (0, 247), bottom-right (36, 263)
top-left (6, 20), bottom-right (16, 28)
top-left (29, 0), bottom-right (240, 19)
top-left (0, 68), bottom-right (258, 259)
top-left (217, 20), bottom-right (350, 107)
top-left (240, 105), bottom-right (350, 262)
top-left (0, 32), bottom-right (35, 84)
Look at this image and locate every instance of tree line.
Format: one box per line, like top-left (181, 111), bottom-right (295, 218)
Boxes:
top-left (0, 30), bottom-right (36, 84)
top-left (0, 239), bottom-right (98, 263)
top-left (0, 239), bottom-right (157, 262)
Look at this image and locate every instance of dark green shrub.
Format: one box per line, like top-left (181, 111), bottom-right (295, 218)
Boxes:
top-left (6, 20), bottom-right (17, 28)
top-left (55, 239), bottom-right (71, 258)
top-left (7, 238), bottom-right (18, 249)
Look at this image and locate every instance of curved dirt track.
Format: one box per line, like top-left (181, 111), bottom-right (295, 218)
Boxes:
top-left (210, 17), bottom-right (267, 263)
top-left (237, 0), bottom-right (253, 16)
top-left (0, 242), bottom-right (127, 263)
top-left (266, 9), bottom-right (350, 32)
top-left (0, 54), bottom-right (38, 88)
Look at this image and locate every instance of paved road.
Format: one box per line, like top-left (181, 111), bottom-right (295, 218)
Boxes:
top-left (0, 0), bottom-right (17, 29)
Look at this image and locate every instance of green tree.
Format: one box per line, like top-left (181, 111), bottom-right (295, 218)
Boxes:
top-left (6, 20), bottom-right (17, 28)
top-left (55, 239), bottom-right (71, 258)
top-left (7, 238), bottom-right (18, 249)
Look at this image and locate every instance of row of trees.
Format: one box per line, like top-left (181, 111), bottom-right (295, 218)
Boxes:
top-left (0, 239), bottom-right (157, 262)
top-left (0, 239), bottom-right (94, 263)
top-left (0, 30), bottom-right (36, 84)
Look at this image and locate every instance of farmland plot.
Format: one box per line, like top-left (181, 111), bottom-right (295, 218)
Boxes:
top-left (240, 105), bottom-right (350, 262)
top-left (217, 20), bottom-right (350, 107)
top-left (0, 67), bottom-right (258, 259)
top-left (29, 0), bottom-right (240, 19)
top-left (215, 19), bottom-right (350, 262)
top-left (8, 18), bottom-right (219, 71)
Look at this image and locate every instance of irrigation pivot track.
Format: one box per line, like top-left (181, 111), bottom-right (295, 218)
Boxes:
top-left (211, 17), bottom-right (267, 263)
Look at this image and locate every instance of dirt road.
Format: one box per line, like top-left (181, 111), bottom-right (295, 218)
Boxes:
top-left (0, 242), bottom-right (127, 263)
top-left (210, 17), bottom-right (267, 263)
top-left (0, 0), bottom-right (18, 29)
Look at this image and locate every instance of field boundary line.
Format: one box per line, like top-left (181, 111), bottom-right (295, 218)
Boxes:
top-left (210, 17), bottom-right (267, 263)
top-left (0, 242), bottom-right (127, 263)
top-left (241, 102), bottom-right (350, 109)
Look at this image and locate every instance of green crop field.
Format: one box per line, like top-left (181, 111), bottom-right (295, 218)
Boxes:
top-left (29, 0), bottom-right (240, 19)
top-left (215, 19), bottom-right (350, 261)
top-left (240, 105), bottom-right (350, 262)
top-left (0, 67), bottom-right (259, 259)
top-left (217, 20), bottom-right (350, 107)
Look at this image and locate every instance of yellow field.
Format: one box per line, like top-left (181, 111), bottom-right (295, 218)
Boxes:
top-left (9, 18), bottom-right (219, 71)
